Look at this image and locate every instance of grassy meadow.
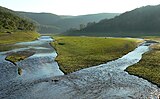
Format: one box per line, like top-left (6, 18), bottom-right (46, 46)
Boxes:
top-left (52, 36), bottom-right (140, 74)
top-left (126, 37), bottom-right (160, 87)
top-left (0, 31), bottom-right (40, 44)
top-left (0, 31), bottom-right (40, 51)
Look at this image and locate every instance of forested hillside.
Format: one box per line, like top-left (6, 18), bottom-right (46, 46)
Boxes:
top-left (0, 6), bottom-right (36, 32)
top-left (55, 13), bottom-right (120, 32)
top-left (66, 5), bottom-right (160, 37)
top-left (0, 6), bottom-right (39, 45)
top-left (19, 12), bottom-right (119, 33)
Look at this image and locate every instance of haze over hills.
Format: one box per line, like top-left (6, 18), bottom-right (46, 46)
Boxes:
top-left (18, 12), bottom-right (120, 33)
top-left (2, 4), bottom-right (160, 37)
top-left (18, 12), bottom-right (61, 33)
top-left (65, 5), bottom-right (160, 37)
top-left (55, 13), bottom-right (120, 33)
top-left (0, 6), bottom-right (36, 32)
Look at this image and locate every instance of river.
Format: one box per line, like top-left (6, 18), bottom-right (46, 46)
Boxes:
top-left (0, 36), bottom-right (159, 99)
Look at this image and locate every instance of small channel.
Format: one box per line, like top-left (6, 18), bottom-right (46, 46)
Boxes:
top-left (0, 36), bottom-right (64, 83)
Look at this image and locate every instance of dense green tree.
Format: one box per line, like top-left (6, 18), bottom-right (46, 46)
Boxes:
top-left (87, 22), bottom-right (96, 27)
top-left (79, 24), bottom-right (86, 30)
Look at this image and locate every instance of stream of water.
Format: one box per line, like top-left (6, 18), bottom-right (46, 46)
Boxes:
top-left (0, 36), bottom-right (159, 99)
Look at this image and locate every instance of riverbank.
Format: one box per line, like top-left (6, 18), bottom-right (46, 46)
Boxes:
top-left (0, 36), bottom-right (63, 79)
top-left (0, 31), bottom-right (40, 51)
top-left (126, 37), bottom-right (160, 87)
top-left (51, 36), bottom-right (141, 74)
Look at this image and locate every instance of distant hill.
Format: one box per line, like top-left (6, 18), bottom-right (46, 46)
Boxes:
top-left (65, 5), bottom-right (160, 37)
top-left (0, 6), bottom-right (36, 32)
top-left (18, 12), bottom-right (61, 33)
top-left (55, 13), bottom-right (120, 33)
top-left (18, 12), bottom-right (120, 33)
top-left (19, 12), bottom-right (60, 25)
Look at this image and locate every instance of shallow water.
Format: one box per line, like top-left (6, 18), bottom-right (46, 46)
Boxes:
top-left (0, 38), bottom-right (160, 99)
top-left (0, 36), bottom-right (63, 87)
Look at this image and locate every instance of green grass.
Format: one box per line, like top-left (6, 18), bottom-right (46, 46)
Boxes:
top-left (5, 51), bottom-right (35, 63)
top-left (0, 31), bottom-right (40, 44)
top-left (0, 31), bottom-right (40, 51)
top-left (52, 36), bottom-right (139, 74)
top-left (126, 40), bottom-right (160, 87)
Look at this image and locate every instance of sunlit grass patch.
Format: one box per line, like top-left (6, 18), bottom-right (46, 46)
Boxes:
top-left (5, 50), bottom-right (35, 63)
top-left (0, 31), bottom-right (40, 51)
top-left (52, 36), bottom-right (139, 74)
top-left (0, 31), bottom-right (40, 45)
top-left (126, 39), bottom-right (160, 87)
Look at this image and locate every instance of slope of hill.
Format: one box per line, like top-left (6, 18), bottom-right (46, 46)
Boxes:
top-left (55, 13), bottom-right (120, 32)
top-left (66, 5), bottom-right (160, 37)
top-left (19, 12), bottom-right (61, 33)
top-left (0, 6), bottom-right (39, 46)
top-left (0, 6), bottom-right (36, 32)
top-left (18, 12), bottom-right (120, 33)
top-left (19, 12), bottom-right (61, 25)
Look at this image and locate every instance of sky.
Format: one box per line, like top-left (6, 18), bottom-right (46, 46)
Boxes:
top-left (1, 0), bottom-right (160, 16)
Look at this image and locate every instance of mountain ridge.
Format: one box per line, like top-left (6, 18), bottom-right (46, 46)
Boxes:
top-left (65, 5), bottom-right (160, 37)
top-left (18, 11), bottom-right (120, 33)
